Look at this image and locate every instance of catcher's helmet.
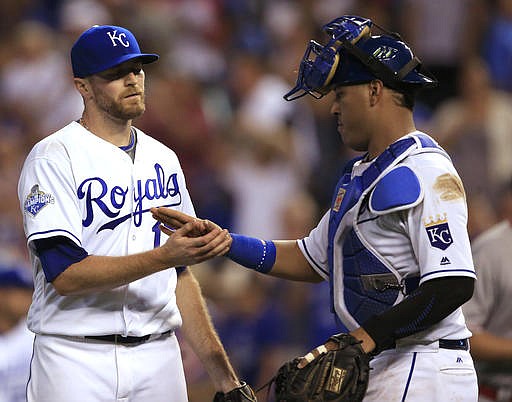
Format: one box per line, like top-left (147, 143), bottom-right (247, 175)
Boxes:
top-left (284, 15), bottom-right (437, 100)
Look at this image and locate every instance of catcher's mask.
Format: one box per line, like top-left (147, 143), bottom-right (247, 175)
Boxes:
top-left (283, 15), bottom-right (437, 101)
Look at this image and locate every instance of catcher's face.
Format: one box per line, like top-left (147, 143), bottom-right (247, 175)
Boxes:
top-left (87, 59), bottom-right (146, 121)
top-left (330, 83), bottom-right (373, 153)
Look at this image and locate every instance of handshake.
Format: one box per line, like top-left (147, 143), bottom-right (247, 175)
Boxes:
top-left (151, 206), bottom-right (223, 238)
top-left (150, 207), bottom-right (232, 267)
top-left (151, 207), bottom-right (277, 275)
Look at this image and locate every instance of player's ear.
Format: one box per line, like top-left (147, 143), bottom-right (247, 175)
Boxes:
top-left (368, 80), bottom-right (383, 106)
top-left (74, 78), bottom-right (91, 98)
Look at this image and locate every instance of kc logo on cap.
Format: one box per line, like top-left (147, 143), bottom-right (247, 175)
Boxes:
top-left (106, 30), bottom-right (130, 48)
top-left (71, 25), bottom-right (159, 78)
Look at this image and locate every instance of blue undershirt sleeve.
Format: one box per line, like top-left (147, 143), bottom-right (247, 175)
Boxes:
top-left (33, 236), bottom-right (89, 282)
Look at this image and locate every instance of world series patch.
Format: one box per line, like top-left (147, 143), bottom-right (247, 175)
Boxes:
top-left (333, 187), bottom-right (346, 212)
top-left (423, 213), bottom-right (453, 250)
top-left (24, 184), bottom-right (55, 217)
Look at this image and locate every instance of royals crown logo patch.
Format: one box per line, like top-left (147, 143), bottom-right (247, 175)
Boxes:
top-left (24, 184), bottom-right (55, 217)
top-left (423, 213), bottom-right (453, 250)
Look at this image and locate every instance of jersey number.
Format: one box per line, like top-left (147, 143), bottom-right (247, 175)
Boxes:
top-left (152, 221), bottom-right (161, 248)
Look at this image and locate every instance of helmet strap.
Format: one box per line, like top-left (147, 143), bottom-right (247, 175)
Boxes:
top-left (397, 56), bottom-right (420, 79)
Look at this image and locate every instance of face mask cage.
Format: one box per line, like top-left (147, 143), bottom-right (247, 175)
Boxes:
top-left (284, 15), bottom-right (372, 101)
top-left (289, 41), bottom-right (340, 101)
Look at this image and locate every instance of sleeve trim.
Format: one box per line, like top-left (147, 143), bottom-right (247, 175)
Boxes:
top-left (421, 268), bottom-right (476, 280)
top-left (28, 229), bottom-right (81, 246)
top-left (299, 239), bottom-right (329, 277)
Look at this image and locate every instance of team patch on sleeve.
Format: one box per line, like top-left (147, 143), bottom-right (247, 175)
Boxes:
top-left (423, 213), bottom-right (453, 250)
top-left (24, 184), bottom-right (55, 217)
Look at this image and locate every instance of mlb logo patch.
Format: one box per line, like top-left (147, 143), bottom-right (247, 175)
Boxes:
top-left (24, 184), bottom-right (55, 217)
top-left (423, 213), bottom-right (453, 250)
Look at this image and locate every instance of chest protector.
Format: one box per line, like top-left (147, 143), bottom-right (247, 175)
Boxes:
top-left (327, 134), bottom-right (447, 326)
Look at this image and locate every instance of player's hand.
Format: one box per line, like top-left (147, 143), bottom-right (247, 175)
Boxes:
top-left (151, 208), bottom-right (232, 266)
top-left (155, 218), bottom-right (232, 266)
top-left (296, 328), bottom-right (375, 368)
top-left (151, 207), bottom-right (223, 237)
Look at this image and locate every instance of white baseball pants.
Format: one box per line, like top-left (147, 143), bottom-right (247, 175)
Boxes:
top-left (27, 332), bottom-right (188, 402)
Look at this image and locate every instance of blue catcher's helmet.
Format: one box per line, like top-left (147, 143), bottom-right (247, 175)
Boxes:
top-left (284, 15), bottom-right (437, 101)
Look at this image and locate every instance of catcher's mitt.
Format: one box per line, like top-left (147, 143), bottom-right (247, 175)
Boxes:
top-left (274, 333), bottom-right (371, 402)
top-left (213, 381), bottom-right (257, 402)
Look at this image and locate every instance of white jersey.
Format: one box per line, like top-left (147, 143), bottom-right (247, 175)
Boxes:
top-left (298, 132), bottom-right (475, 344)
top-left (18, 121), bottom-right (195, 337)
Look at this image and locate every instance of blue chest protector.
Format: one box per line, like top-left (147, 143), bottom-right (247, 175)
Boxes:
top-left (327, 134), bottom-right (442, 326)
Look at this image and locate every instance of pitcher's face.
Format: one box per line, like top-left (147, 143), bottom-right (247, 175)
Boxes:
top-left (89, 59), bottom-right (146, 120)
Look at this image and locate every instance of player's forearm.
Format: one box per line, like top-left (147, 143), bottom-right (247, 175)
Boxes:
top-left (349, 327), bottom-right (377, 354)
top-left (52, 248), bottom-right (174, 295)
top-left (272, 240), bottom-right (324, 282)
top-left (151, 207), bottom-right (323, 281)
top-left (363, 276), bottom-right (474, 351)
top-left (469, 331), bottom-right (512, 360)
top-left (176, 270), bottom-right (240, 392)
top-left (51, 221), bottom-right (230, 295)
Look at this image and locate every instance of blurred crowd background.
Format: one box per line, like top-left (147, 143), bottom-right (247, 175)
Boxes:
top-left (2, 0), bottom-right (512, 400)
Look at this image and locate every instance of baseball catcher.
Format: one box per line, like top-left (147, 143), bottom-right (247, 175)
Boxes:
top-left (272, 333), bottom-right (371, 402)
top-left (151, 12), bottom-right (478, 401)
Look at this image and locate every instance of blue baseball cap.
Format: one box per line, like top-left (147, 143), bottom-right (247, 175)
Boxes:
top-left (71, 25), bottom-right (159, 78)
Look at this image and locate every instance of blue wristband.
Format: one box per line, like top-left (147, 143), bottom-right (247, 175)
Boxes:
top-left (226, 234), bottom-right (276, 274)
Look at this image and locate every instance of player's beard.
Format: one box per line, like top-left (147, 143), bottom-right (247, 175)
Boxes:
top-left (95, 88), bottom-right (146, 121)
